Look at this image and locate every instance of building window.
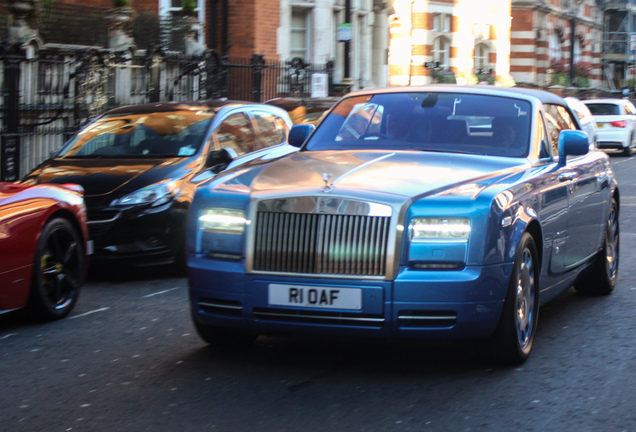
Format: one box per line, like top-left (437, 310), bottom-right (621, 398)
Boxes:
top-left (291, 8), bottom-right (311, 61)
top-left (433, 36), bottom-right (450, 69)
top-left (574, 37), bottom-right (582, 63)
top-left (433, 14), bottom-right (451, 32)
top-left (161, 0), bottom-right (202, 16)
top-left (475, 43), bottom-right (490, 70)
top-left (549, 32), bottom-right (562, 60)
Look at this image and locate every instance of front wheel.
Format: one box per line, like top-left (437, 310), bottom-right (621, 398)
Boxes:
top-left (575, 198), bottom-right (619, 295)
top-left (486, 233), bottom-right (540, 365)
top-left (28, 218), bottom-right (85, 320)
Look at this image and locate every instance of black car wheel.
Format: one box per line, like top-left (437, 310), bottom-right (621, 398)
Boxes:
top-left (28, 218), bottom-right (84, 320)
top-left (575, 198), bottom-right (619, 295)
top-left (625, 133), bottom-right (635, 156)
top-left (487, 233), bottom-right (539, 365)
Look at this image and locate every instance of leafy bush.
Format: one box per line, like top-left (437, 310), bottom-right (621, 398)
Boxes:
top-left (432, 68), bottom-right (456, 84)
top-left (181, 0), bottom-right (197, 17)
top-left (475, 72), bottom-right (495, 85)
top-left (549, 59), bottom-right (592, 87)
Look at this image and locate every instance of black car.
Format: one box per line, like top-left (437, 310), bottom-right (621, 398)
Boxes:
top-left (21, 100), bottom-right (293, 269)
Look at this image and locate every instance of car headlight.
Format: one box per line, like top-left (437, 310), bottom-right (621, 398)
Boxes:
top-left (112, 179), bottom-right (181, 207)
top-left (409, 217), bottom-right (471, 242)
top-left (199, 208), bottom-right (246, 235)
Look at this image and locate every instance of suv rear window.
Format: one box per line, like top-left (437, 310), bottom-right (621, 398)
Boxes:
top-left (586, 104), bottom-right (620, 116)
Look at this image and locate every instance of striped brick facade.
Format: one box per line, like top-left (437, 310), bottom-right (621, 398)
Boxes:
top-left (510, 0), bottom-right (602, 87)
top-left (389, 0), bottom-right (512, 86)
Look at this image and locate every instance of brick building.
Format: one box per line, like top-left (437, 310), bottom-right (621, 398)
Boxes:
top-left (387, 0), bottom-right (604, 89)
top-left (389, 0), bottom-right (512, 86)
top-left (510, 0), bottom-right (602, 88)
top-left (205, 0), bottom-right (279, 59)
top-left (205, 0), bottom-right (389, 88)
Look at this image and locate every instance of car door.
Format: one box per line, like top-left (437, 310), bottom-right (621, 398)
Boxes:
top-left (536, 111), bottom-right (569, 276)
top-left (545, 104), bottom-right (604, 269)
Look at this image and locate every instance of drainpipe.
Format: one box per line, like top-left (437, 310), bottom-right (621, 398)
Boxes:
top-left (208, 0), bottom-right (217, 50)
top-left (344, 0), bottom-right (351, 84)
top-left (222, 0), bottom-right (229, 57)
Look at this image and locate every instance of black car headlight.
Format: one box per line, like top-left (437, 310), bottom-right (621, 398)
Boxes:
top-left (112, 179), bottom-right (181, 207)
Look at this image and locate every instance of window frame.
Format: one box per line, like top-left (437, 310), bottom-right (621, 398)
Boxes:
top-left (433, 36), bottom-right (451, 69)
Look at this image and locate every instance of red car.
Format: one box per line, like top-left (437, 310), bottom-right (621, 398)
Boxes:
top-left (0, 182), bottom-right (89, 320)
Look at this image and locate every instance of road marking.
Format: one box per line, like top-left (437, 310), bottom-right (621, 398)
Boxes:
top-left (143, 287), bottom-right (180, 298)
top-left (0, 333), bottom-right (17, 340)
top-left (69, 307), bottom-right (110, 319)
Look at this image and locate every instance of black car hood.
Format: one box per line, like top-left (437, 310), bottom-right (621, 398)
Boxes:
top-left (30, 158), bottom-right (190, 197)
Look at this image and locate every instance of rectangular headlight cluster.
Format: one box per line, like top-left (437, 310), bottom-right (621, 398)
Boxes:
top-left (199, 208), bottom-right (246, 235)
top-left (410, 217), bottom-right (471, 242)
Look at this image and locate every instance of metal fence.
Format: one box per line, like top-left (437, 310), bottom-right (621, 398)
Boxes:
top-left (0, 43), bottom-right (334, 181)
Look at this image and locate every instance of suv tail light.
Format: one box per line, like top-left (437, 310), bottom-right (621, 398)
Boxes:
top-left (610, 120), bottom-right (627, 128)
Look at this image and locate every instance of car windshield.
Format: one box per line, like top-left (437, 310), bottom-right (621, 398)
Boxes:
top-left (57, 108), bottom-right (215, 158)
top-left (586, 103), bottom-right (620, 116)
top-left (305, 92), bottom-right (533, 157)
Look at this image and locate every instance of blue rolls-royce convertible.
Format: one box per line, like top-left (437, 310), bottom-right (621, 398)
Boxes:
top-left (186, 86), bottom-right (619, 364)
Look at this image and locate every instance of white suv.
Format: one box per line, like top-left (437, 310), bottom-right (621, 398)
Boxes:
top-left (583, 98), bottom-right (636, 156)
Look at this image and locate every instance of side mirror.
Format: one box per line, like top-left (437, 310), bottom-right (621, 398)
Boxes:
top-left (558, 130), bottom-right (589, 166)
top-left (207, 147), bottom-right (239, 173)
top-left (288, 124), bottom-right (315, 147)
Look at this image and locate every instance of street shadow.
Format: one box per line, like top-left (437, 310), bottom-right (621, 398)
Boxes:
top-left (86, 260), bottom-right (185, 282)
top-left (178, 335), bottom-right (492, 384)
top-left (176, 282), bottom-right (626, 380)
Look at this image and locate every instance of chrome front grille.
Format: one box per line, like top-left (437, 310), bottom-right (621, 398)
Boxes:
top-left (253, 211), bottom-right (391, 276)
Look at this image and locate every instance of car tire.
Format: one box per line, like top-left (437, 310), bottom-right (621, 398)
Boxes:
top-left (486, 233), bottom-right (539, 365)
top-left (574, 198), bottom-right (619, 296)
top-left (624, 133), bottom-right (636, 156)
top-left (193, 316), bottom-right (257, 347)
top-left (28, 218), bottom-right (84, 321)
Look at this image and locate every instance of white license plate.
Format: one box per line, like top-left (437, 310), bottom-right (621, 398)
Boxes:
top-left (268, 284), bottom-right (362, 310)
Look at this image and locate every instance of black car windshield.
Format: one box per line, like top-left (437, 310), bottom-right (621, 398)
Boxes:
top-left (305, 92), bottom-right (533, 157)
top-left (57, 109), bottom-right (215, 158)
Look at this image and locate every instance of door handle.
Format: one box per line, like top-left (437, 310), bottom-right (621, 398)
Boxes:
top-left (558, 172), bottom-right (577, 182)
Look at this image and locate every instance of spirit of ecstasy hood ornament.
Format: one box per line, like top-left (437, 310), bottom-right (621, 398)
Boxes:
top-left (319, 153), bottom-right (396, 193)
top-left (322, 172), bottom-right (333, 193)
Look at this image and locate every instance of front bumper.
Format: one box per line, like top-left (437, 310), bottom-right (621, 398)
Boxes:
top-left (87, 202), bottom-right (187, 266)
top-left (188, 255), bottom-right (513, 340)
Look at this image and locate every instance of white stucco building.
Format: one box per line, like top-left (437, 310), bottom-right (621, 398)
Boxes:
top-left (278, 0), bottom-right (391, 89)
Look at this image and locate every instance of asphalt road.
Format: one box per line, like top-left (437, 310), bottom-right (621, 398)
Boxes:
top-left (2, 153), bottom-right (636, 432)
